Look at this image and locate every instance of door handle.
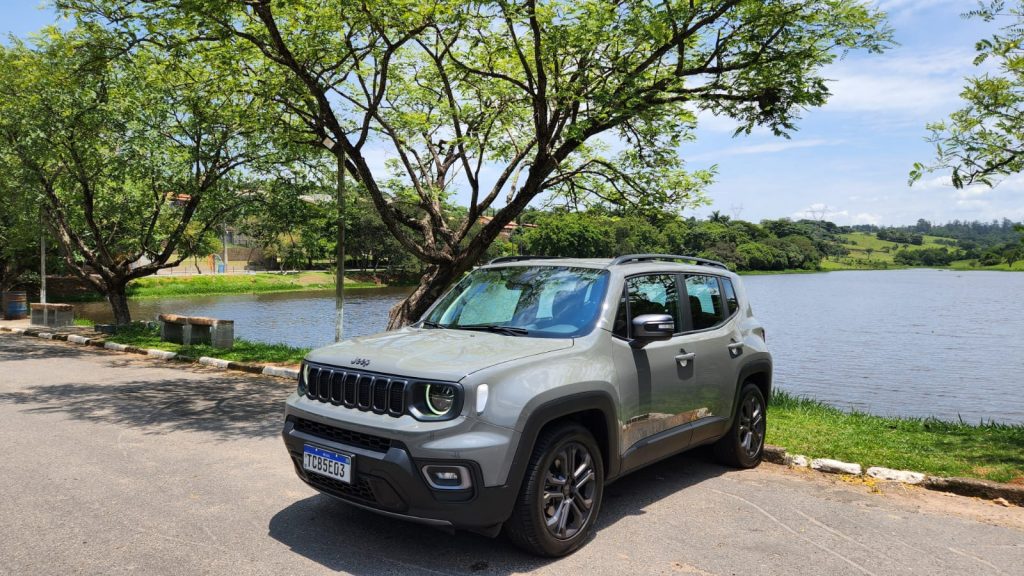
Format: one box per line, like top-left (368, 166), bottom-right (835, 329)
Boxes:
top-left (727, 342), bottom-right (744, 357)
top-left (675, 352), bottom-right (696, 367)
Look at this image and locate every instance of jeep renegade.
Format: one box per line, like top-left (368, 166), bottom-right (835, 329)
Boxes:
top-left (282, 254), bottom-right (772, 557)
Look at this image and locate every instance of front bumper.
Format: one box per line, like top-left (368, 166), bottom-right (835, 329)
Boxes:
top-left (281, 410), bottom-right (518, 535)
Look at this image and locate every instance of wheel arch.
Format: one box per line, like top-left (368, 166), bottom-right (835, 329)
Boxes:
top-left (504, 391), bottom-right (621, 494)
top-left (733, 358), bottom-right (773, 418)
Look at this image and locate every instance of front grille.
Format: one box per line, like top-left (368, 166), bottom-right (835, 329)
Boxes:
top-left (292, 417), bottom-right (392, 453)
top-left (304, 364), bottom-right (407, 417)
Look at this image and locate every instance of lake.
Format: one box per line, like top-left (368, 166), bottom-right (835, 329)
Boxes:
top-left (77, 269), bottom-right (1024, 424)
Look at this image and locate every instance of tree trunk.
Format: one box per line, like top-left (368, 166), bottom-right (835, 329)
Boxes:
top-left (107, 282), bottom-right (132, 325)
top-left (387, 263), bottom-right (465, 329)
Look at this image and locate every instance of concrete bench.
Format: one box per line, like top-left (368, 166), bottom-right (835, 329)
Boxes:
top-left (158, 314), bottom-right (234, 349)
top-left (30, 303), bottom-right (74, 328)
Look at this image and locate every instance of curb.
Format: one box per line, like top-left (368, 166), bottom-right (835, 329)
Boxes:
top-left (0, 325), bottom-right (299, 382)
top-left (764, 444), bottom-right (1021, 507)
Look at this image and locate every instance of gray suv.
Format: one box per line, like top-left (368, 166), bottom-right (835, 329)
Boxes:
top-left (282, 254), bottom-right (772, 556)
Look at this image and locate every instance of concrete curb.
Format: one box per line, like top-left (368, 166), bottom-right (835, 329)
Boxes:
top-left (0, 324), bottom-right (299, 382)
top-left (764, 444), bottom-right (1021, 507)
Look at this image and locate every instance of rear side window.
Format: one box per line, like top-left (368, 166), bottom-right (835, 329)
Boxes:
top-left (721, 278), bottom-right (739, 316)
top-left (684, 275), bottom-right (725, 330)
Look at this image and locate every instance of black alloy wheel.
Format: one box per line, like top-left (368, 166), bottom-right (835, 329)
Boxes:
top-left (505, 423), bottom-right (604, 557)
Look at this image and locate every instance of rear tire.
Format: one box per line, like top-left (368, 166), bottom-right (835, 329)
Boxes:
top-left (504, 422), bottom-right (604, 557)
top-left (714, 383), bottom-right (766, 468)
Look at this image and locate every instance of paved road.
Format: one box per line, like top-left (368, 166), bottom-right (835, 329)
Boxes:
top-left (1, 333), bottom-right (1021, 575)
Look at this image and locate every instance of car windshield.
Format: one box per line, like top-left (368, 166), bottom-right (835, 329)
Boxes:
top-left (422, 266), bottom-right (610, 338)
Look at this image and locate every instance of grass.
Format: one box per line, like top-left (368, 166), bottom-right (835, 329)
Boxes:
top-left (125, 272), bottom-right (383, 299)
top-left (106, 323), bottom-right (309, 365)
top-left (61, 271), bottom-right (390, 302)
top-left (768, 390), bottom-right (1024, 484)
top-left (947, 259), bottom-right (1024, 271)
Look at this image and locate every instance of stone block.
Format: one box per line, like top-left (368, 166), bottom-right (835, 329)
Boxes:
top-left (811, 458), bottom-right (862, 475)
top-left (866, 467), bottom-right (925, 485)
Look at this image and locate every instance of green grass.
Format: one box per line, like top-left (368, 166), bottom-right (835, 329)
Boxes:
top-left (107, 324), bottom-right (309, 365)
top-left (125, 272), bottom-right (382, 299)
top-left (768, 390), bottom-right (1024, 484)
top-left (947, 259), bottom-right (1024, 271)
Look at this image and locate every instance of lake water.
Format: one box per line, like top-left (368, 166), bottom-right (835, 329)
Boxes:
top-left (77, 269), bottom-right (1024, 424)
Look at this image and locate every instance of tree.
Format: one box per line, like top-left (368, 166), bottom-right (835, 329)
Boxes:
top-left (0, 27), bottom-right (279, 323)
top-left (911, 1), bottom-right (1024, 188)
top-left (0, 180), bottom-right (40, 292)
top-left (68, 0), bottom-right (890, 327)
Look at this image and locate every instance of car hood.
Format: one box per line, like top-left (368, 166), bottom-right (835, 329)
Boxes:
top-left (304, 327), bottom-right (574, 382)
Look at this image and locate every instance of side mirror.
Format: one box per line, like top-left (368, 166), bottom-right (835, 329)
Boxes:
top-left (630, 314), bottom-right (675, 348)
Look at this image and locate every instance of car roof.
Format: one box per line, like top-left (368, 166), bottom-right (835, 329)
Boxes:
top-left (481, 256), bottom-right (738, 277)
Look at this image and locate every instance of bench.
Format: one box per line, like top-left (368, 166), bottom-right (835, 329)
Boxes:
top-left (30, 303), bottom-right (74, 328)
top-left (158, 314), bottom-right (234, 349)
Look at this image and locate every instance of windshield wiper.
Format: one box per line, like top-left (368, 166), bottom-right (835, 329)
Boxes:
top-left (420, 320), bottom-right (448, 329)
top-left (453, 324), bottom-right (529, 336)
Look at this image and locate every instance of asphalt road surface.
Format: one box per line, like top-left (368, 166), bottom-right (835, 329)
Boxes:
top-left (1, 333), bottom-right (1021, 575)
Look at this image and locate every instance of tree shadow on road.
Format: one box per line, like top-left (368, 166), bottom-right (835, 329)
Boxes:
top-left (267, 448), bottom-right (730, 575)
top-left (0, 336), bottom-right (92, 361)
top-left (0, 371), bottom-right (291, 440)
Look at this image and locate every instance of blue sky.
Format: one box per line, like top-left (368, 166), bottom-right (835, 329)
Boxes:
top-left (3, 0), bottom-right (1018, 226)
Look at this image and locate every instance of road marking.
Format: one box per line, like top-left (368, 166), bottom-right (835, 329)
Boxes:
top-left (948, 546), bottom-right (1008, 575)
top-left (711, 489), bottom-right (879, 576)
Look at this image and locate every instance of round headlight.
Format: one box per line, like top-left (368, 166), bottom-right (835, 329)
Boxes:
top-left (425, 384), bottom-right (456, 415)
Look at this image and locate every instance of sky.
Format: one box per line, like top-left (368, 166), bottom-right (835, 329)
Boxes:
top-left (2, 0), bottom-right (1019, 226)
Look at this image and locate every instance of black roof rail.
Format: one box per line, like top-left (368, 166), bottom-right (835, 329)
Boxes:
top-left (487, 255), bottom-right (561, 265)
top-left (609, 254), bottom-right (730, 270)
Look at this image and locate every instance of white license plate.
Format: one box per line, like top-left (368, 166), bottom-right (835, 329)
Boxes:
top-left (303, 445), bottom-right (353, 484)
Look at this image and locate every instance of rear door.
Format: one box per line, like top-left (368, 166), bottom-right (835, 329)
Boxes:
top-left (675, 274), bottom-right (744, 442)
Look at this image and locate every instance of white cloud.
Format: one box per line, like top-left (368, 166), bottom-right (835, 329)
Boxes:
top-left (853, 212), bottom-right (883, 225)
top-left (823, 49), bottom-right (975, 116)
top-left (690, 138), bottom-right (834, 161)
top-left (875, 0), bottom-right (965, 20)
top-left (791, 203), bottom-right (849, 221)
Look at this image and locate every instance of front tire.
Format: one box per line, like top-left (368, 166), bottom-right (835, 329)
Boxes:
top-left (504, 423), bottom-right (604, 557)
top-left (714, 383), bottom-right (767, 468)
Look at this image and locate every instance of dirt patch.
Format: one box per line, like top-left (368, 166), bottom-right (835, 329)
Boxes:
top-left (760, 462), bottom-right (1024, 531)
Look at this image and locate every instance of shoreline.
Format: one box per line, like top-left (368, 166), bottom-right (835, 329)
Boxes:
top-left (47, 264), bottom-right (1024, 304)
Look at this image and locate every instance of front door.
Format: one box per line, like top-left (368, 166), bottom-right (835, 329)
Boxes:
top-left (612, 273), bottom-right (700, 451)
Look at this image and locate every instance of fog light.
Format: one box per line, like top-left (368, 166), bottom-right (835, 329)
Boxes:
top-left (421, 465), bottom-right (472, 490)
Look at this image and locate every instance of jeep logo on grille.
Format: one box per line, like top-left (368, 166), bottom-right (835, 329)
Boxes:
top-left (350, 358), bottom-right (370, 367)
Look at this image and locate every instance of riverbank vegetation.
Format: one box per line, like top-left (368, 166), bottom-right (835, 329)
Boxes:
top-left (768, 391), bottom-right (1024, 484)
top-left (60, 272), bottom-right (390, 302)
top-left (105, 323), bottom-right (309, 365)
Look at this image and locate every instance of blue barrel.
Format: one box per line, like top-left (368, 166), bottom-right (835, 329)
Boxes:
top-left (2, 291), bottom-right (28, 320)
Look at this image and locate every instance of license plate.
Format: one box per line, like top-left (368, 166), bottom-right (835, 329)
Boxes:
top-left (303, 445), bottom-right (353, 484)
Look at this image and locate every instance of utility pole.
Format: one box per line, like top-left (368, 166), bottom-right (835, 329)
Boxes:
top-left (40, 220), bottom-right (47, 327)
top-left (324, 136), bottom-right (345, 342)
top-left (223, 224), bottom-right (229, 274)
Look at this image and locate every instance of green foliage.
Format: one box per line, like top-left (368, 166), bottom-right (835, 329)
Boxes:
top-left (60, 0), bottom-right (892, 325)
top-left (769, 390), bottom-right (1024, 483)
top-left (893, 247), bottom-right (956, 266)
top-left (0, 25), bottom-right (293, 322)
top-left (912, 1), bottom-right (1024, 188)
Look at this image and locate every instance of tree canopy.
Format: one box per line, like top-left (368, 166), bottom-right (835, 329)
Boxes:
top-left (0, 25), bottom-right (286, 323)
top-left (911, 1), bottom-right (1024, 188)
top-left (59, 0), bottom-right (892, 326)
